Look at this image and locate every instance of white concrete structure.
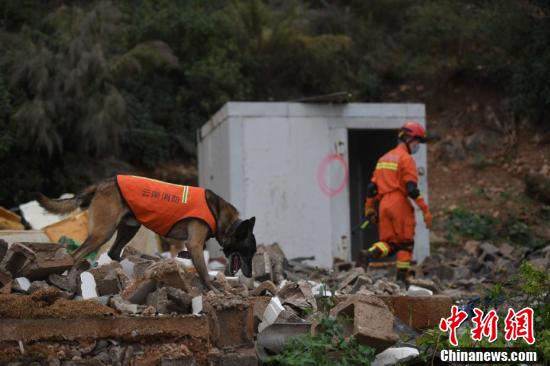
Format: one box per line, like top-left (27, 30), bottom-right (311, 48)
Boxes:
top-left (198, 102), bottom-right (429, 267)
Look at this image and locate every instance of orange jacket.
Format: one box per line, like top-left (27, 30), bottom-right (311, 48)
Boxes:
top-left (372, 143), bottom-right (417, 197)
top-left (116, 175), bottom-right (217, 236)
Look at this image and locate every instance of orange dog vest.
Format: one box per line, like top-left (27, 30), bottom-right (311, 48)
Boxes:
top-left (116, 175), bottom-right (217, 236)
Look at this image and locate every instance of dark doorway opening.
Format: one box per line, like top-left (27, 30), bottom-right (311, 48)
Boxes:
top-left (348, 129), bottom-right (397, 260)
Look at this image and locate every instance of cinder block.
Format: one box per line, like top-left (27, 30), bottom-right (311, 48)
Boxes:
top-left (379, 295), bottom-right (453, 330)
top-left (208, 302), bottom-right (254, 348)
top-left (325, 295), bottom-right (399, 352)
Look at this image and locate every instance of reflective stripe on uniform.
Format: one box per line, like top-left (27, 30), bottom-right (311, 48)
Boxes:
top-left (376, 162), bottom-right (398, 171)
top-left (369, 241), bottom-right (391, 257)
top-left (396, 260), bottom-right (411, 269)
top-left (182, 185), bottom-right (190, 204)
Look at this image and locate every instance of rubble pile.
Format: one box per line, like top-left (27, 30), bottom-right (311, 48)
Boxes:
top-left (3, 236), bottom-right (545, 364)
top-left (413, 240), bottom-right (549, 298)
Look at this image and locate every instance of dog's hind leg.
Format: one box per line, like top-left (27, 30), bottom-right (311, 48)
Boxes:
top-left (108, 220), bottom-right (140, 261)
top-left (71, 183), bottom-right (128, 263)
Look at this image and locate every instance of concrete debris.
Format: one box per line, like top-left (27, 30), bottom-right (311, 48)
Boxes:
top-left (380, 295), bottom-right (453, 330)
top-left (258, 297), bottom-right (284, 333)
top-left (2, 242), bottom-right (36, 277)
top-left (48, 260), bottom-right (90, 293)
top-left (252, 243), bottom-right (286, 283)
top-left (317, 294), bottom-right (399, 352)
top-left (192, 295), bottom-right (203, 314)
top-left (122, 278), bottom-right (157, 305)
top-left (146, 287), bottom-right (193, 314)
top-left (250, 280), bottom-right (278, 296)
top-left (89, 262), bottom-right (124, 296)
top-left (372, 346), bottom-right (420, 366)
top-left (407, 285), bottom-right (433, 296)
top-left (13, 277), bottom-right (31, 292)
top-left (80, 272), bottom-right (98, 299)
top-left (278, 280), bottom-right (316, 312)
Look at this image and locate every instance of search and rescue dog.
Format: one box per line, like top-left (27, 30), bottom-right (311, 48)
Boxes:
top-left (36, 175), bottom-right (256, 291)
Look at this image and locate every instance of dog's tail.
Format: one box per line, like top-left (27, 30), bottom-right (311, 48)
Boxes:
top-left (36, 183), bottom-right (99, 214)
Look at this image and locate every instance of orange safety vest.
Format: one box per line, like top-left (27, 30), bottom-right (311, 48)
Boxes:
top-left (116, 175), bottom-right (217, 236)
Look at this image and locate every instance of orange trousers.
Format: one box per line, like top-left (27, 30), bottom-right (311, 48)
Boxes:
top-left (369, 191), bottom-right (416, 270)
top-left (378, 191), bottom-right (415, 243)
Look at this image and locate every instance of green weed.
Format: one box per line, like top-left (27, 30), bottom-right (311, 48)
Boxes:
top-left (267, 315), bottom-right (376, 366)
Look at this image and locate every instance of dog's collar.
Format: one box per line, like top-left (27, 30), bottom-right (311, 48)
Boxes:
top-left (220, 219), bottom-right (242, 248)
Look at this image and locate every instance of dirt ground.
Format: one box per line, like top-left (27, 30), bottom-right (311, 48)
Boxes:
top-left (0, 288), bottom-right (115, 319)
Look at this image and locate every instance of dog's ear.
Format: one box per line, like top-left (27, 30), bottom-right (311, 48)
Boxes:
top-left (248, 217), bottom-right (256, 232)
top-left (235, 217), bottom-right (255, 240)
top-left (235, 219), bottom-right (250, 240)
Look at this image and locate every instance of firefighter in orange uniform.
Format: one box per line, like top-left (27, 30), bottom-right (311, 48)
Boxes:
top-left (364, 121), bottom-right (432, 282)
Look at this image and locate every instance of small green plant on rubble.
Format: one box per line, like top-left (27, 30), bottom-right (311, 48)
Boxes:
top-left (267, 314), bottom-right (376, 366)
top-left (418, 262), bottom-right (550, 361)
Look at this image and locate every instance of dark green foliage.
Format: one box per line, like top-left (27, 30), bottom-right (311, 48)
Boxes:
top-left (0, 0), bottom-right (549, 205)
top-left (418, 262), bottom-right (549, 360)
top-left (267, 314), bottom-right (376, 366)
top-left (442, 208), bottom-right (547, 248)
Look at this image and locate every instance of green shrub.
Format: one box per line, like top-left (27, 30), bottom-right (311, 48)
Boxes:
top-left (267, 315), bottom-right (376, 366)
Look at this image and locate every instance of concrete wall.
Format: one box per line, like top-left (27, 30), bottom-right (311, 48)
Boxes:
top-left (199, 102), bottom-right (429, 266)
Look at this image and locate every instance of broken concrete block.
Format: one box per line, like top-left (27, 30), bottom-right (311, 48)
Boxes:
top-left (258, 296), bottom-right (284, 333)
top-left (146, 287), bottom-right (192, 314)
top-left (407, 285), bottom-right (433, 296)
top-left (18, 242), bottom-right (74, 280)
top-left (333, 258), bottom-right (354, 272)
top-left (110, 295), bottom-right (140, 314)
top-left (2, 242), bottom-right (36, 277)
top-left (351, 275), bottom-right (373, 294)
top-left (373, 347), bottom-right (420, 366)
top-left (192, 295), bottom-right (203, 314)
top-left (250, 280), bottom-right (278, 296)
top-left (48, 260), bottom-right (90, 292)
top-left (89, 262), bottom-right (124, 296)
top-left (122, 278), bottom-right (157, 304)
top-left (406, 278), bottom-right (440, 293)
top-left (144, 259), bottom-right (192, 292)
top-left (328, 294), bottom-right (398, 352)
top-left (13, 277), bottom-right (31, 292)
top-left (337, 267), bottom-right (365, 290)
top-left (278, 280), bottom-right (316, 312)
top-left (252, 252), bottom-right (272, 281)
top-left (379, 295), bottom-right (453, 330)
top-left (120, 258), bottom-right (135, 278)
top-left (80, 271), bottom-right (98, 299)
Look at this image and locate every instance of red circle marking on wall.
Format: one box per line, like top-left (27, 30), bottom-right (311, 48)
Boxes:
top-left (317, 154), bottom-right (349, 197)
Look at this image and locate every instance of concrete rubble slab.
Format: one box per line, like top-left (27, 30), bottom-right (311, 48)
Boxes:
top-left (0, 316), bottom-right (209, 342)
top-left (321, 294), bottom-right (399, 352)
top-left (2, 242), bottom-right (36, 277)
top-left (48, 260), bottom-right (90, 292)
top-left (13, 242), bottom-right (74, 280)
top-left (372, 346), bottom-right (420, 366)
top-left (250, 280), bottom-right (278, 296)
top-left (379, 295), bottom-right (453, 330)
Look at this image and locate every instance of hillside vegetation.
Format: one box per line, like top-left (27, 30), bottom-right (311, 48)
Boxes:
top-left (0, 0), bottom-right (549, 207)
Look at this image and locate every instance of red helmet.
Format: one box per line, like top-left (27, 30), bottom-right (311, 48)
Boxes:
top-left (400, 121), bottom-right (427, 142)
